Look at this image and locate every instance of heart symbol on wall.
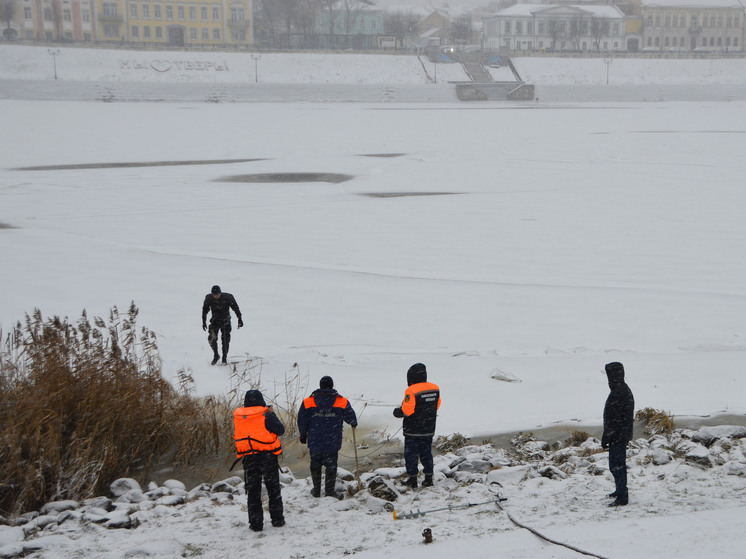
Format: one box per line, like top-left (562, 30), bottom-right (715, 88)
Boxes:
top-left (151, 60), bottom-right (172, 72)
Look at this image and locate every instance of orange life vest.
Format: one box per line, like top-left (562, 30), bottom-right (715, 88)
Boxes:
top-left (233, 406), bottom-right (282, 457)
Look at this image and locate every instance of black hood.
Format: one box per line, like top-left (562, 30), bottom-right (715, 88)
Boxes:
top-left (605, 362), bottom-right (625, 388)
top-left (407, 363), bottom-right (427, 386)
top-left (244, 389), bottom-right (267, 407)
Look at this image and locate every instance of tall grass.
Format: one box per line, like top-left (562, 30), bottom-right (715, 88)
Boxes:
top-left (0, 304), bottom-right (230, 516)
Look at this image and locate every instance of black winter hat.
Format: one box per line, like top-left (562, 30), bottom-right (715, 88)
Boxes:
top-left (320, 376), bottom-right (334, 390)
top-left (407, 363), bottom-right (427, 386)
top-left (605, 362), bottom-right (625, 379)
top-left (211, 285), bottom-right (221, 294)
top-left (244, 389), bottom-right (267, 407)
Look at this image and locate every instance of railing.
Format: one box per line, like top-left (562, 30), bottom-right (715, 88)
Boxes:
top-left (98, 13), bottom-right (123, 23)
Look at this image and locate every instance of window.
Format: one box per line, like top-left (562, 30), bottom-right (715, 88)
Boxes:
top-left (673, 16), bottom-right (678, 28)
top-left (735, 37), bottom-right (739, 47)
top-left (189, 6), bottom-right (196, 20)
top-left (655, 16), bottom-right (660, 27)
top-left (717, 16), bottom-right (723, 28)
top-left (63, 9), bottom-right (71, 21)
top-left (144, 26), bottom-right (151, 38)
top-left (155, 5), bottom-right (161, 18)
top-left (130, 4), bottom-right (138, 18)
top-left (691, 16), bottom-right (697, 28)
top-left (680, 16), bottom-right (685, 27)
top-left (516, 21), bottom-right (522, 35)
top-left (655, 37), bottom-right (659, 46)
top-left (132, 26), bottom-right (139, 38)
top-left (156, 26), bottom-right (162, 38)
top-left (190, 27), bottom-right (197, 40)
top-left (166, 5), bottom-right (173, 19)
top-left (44, 7), bottom-right (52, 20)
top-left (201, 6), bottom-right (207, 21)
top-left (213, 6), bottom-right (219, 20)
top-left (538, 22), bottom-right (544, 34)
top-left (727, 17), bottom-right (732, 28)
top-left (82, 9), bottom-right (90, 22)
top-left (231, 29), bottom-right (245, 41)
top-left (665, 16), bottom-right (670, 27)
top-left (213, 28), bottom-right (220, 40)
top-left (143, 4), bottom-right (149, 18)
top-left (202, 27), bottom-right (209, 40)
top-left (709, 37), bottom-right (714, 46)
top-left (24, 7), bottom-right (32, 19)
top-left (527, 22), bottom-right (532, 33)
top-left (103, 24), bottom-right (118, 37)
top-left (717, 37), bottom-right (722, 46)
top-left (647, 36), bottom-right (651, 46)
top-left (178, 6), bottom-right (185, 20)
top-left (647, 16), bottom-right (652, 26)
top-left (504, 21), bottom-right (511, 34)
top-left (231, 7), bottom-right (244, 22)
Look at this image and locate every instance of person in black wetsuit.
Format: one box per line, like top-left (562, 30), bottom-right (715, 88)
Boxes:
top-left (202, 285), bottom-right (242, 365)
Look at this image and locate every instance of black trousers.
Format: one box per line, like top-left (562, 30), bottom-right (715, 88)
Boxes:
top-left (310, 452), bottom-right (339, 496)
top-left (243, 453), bottom-right (284, 529)
top-left (608, 441), bottom-right (628, 500)
top-left (208, 319), bottom-right (232, 357)
top-left (404, 436), bottom-right (434, 477)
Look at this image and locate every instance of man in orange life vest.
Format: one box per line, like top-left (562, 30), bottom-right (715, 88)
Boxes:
top-left (393, 363), bottom-right (441, 489)
top-left (297, 376), bottom-right (358, 498)
top-left (234, 389), bottom-right (285, 531)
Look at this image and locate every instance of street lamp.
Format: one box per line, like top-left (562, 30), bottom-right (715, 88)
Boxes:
top-left (251, 54), bottom-right (261, 83)
top-left (48, 49), bottom-right (60, 80)
top-left (604, 58), bottom-right (612, 85)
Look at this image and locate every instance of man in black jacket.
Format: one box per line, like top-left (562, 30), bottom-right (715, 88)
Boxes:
top-left (202, 285), bottom-right (243, 365)
top-left (393, 363), bottom-right (441, 489)
top-left (601, 361), bottom-right (635, 507)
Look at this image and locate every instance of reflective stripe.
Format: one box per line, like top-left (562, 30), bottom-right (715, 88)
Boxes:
top-left (333, 395), bottom-right (348, 409)
top-left (303, 396), bottom-right (317, 409)
top-left (233, 406), bottom-right (282, 457)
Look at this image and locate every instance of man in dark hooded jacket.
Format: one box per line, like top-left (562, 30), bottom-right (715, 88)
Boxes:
top-left (601, 361), bottom-right (635, 507)
top-left (393, 363), bottom-right (441, 489)
top-left (297, 376), bottom-right (358, 498)
top-left (202, 285), bottom-right (243, 365)
top-left (234, 389), bottom-right (285, 531)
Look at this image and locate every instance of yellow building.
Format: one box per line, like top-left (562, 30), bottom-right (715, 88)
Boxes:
top-left (96, 0), bottom-right (252, 46)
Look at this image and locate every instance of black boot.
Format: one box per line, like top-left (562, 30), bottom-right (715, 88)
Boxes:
top-left (221, 354), bottom-right (227, 365)
top-left (325, 466), bottom-right (338, 498)
top-left (422, 474), bottom-right (433, 487)
top-left (401, 475), bottom-right (417, 489)
top-left (310, 469), bottom-right (321, 498)
top-left (211, 353), bottom-right (220, 366)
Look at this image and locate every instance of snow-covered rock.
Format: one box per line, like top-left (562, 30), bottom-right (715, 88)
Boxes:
top-left (110, 478), bottom-right (142, 497)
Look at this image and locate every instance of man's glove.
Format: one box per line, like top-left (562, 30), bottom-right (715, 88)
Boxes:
top-left (299, 436), bottom-right (307, 445)
top-left (202, 322), bottom-right (207, 331)
top-left (237, 318), bottom-right (244, 329)
top-left (601, 436), bottom-right (609, 450)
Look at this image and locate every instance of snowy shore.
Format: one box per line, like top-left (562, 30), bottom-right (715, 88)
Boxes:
top-left (2, 425), bottom-right (746, 559)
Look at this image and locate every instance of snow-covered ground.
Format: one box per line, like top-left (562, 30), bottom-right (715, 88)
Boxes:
top-left (1, 45), bottom-right (746, 558)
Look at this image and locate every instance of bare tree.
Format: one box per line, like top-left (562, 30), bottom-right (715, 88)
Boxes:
top-left (385, 10), bottom-right (419, 49)
top-left (450, 13), bottom-right (472, 45)
top-left (255, 0), bottom-right (280, 46)
top-left (341, 0), bottom-right (374, 35)
top-left (569, 15), bottom-right (587, 50)
top-left (547, 19), bottom-right (562, 51)
top-left (590, 17), bottom-right (609, 51)
top-left (0, 0), bottom-right (16, 40)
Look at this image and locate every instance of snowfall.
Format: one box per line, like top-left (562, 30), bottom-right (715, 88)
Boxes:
top-left (1, 44), bottom-right (746, 558)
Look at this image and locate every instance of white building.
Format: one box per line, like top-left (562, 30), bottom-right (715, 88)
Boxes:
top-left (641, 0), bottom-right (745, 52)
top-left (483, 4), bottom-right (627, 53)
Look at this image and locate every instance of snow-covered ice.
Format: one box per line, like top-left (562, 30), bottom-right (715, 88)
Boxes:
top-left (1, 45), bottom-right (746, 557)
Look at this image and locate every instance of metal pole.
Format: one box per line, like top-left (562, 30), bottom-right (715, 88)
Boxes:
top-left (352, 427), bottom-right (362, 491)
top-left (48, 49), bottom-right (60, 80)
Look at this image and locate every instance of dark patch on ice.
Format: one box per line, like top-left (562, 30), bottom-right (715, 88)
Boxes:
top-left (362, 192), bottom-right (457, 198)
top-left (217, 173), bottom-right (353, 184)
top-left (360, 153), bottom-right (406, 158)
top-left (0, 222), bottom-right (15, 229)
top-left (15, 158), bottom-right (264, 171)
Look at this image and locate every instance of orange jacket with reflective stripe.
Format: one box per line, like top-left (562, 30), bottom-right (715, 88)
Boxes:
top-left (234, 406), bottom-right (282, 457)
top-left (399, 382), bottom-right (441, 437)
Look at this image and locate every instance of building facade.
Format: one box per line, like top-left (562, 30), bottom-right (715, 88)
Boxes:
top-left (483, 4), bottom-right (628, 52)
top-left (641, 0), bottom-right (745, 51)
top-left (99, 0), bottom-right (252, 45)
top-left (1, 0), bottom-right (253, 45)
top-left (5, 0), bottom-right (96, 41)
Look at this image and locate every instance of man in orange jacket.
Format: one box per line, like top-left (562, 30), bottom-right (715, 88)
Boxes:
top-left (393, 363), bottom-right (441, 489)
top-left (234, 389), bottom-right (285, 531)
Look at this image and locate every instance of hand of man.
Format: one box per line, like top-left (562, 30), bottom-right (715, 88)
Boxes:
top-left (237, 318), bottom-right (244, 329)
top-left (202, 322), bottom-right (207, 331)
top-left (299, 436), bottom-right (307, 445)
